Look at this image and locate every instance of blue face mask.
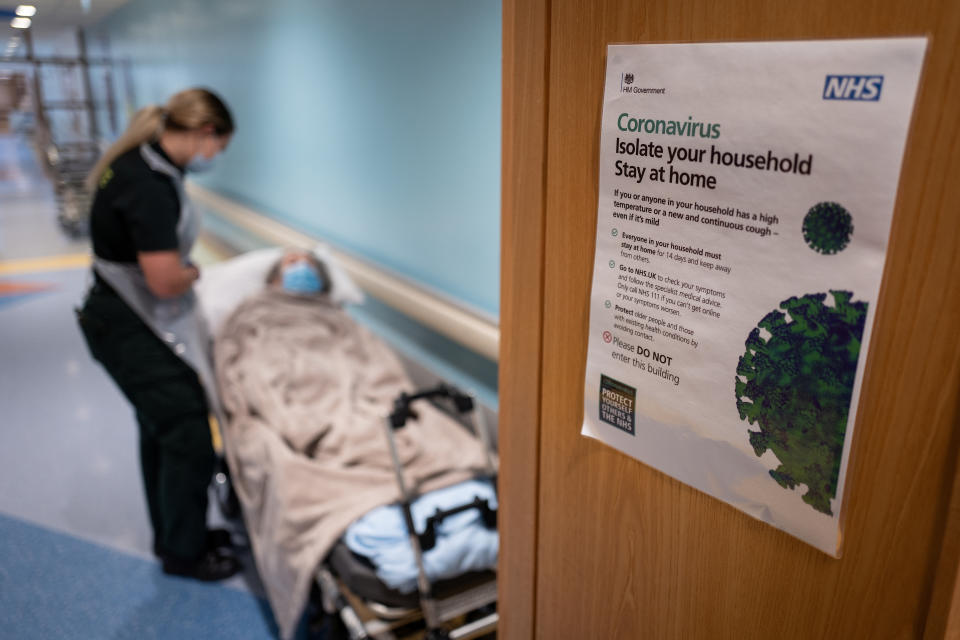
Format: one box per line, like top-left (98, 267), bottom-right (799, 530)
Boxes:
top-left (282, 262), bottom-right (324, 295)
top-left (186, 152), bottom-right (216, 173)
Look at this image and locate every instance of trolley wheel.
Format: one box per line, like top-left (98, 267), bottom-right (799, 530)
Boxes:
top-left (213, 460), bottom-right (242, 520)
top-left (307, 584), bottom-right (350, 640)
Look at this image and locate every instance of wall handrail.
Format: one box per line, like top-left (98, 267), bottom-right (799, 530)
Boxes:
top-left (186, 183), bottom-right (501, 362)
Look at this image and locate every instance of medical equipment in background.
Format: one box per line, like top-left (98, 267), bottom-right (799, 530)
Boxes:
top-left (46, 140), bottom-right (101, 236)
top-left (11, 28), bottom-right (119, 237)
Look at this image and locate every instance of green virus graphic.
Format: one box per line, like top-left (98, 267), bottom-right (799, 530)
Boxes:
top-left (735, 291), bottom-right (867, 515)
top-left (802, 201), bottom-right (853, 254)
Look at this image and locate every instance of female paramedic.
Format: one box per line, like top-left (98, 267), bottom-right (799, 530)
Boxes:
top-left (76, 88), bottom-right (238, 581)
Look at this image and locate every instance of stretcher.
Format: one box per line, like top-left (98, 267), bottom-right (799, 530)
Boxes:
top-left (198, 250), bottom-right (497, 640)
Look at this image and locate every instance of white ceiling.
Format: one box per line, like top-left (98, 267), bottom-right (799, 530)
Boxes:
top-left (2, 0), bottom-right (128, 29)
top-left (0, 0), bottom-right (128, 56)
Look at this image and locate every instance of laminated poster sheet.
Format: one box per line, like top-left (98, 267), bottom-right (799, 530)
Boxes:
top-left (581, 38), bottom-right (926, 555)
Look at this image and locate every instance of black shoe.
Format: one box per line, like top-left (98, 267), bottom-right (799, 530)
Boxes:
top-left (206, 527), bottom-right (234, 552)
top-left (162, 549), bottom-right (241, 582)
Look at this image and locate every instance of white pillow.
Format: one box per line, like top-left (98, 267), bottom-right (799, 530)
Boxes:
top-left (196, 245), bottom-right (365, 336)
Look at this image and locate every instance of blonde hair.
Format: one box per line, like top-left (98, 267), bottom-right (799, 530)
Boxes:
top-left (86, 87), bottom-right (234, 190)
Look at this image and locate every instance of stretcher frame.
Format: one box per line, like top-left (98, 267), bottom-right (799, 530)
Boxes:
top-left (316, 385), bottom-right (499, 640)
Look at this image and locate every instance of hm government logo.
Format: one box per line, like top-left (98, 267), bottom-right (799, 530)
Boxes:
top-left (619, 72), bottom-right (666, 96)
top-left (823, 75), bottom-right (884, 101)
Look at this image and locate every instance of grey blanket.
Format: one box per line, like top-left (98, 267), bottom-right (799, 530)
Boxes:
top-left (214, 289), bottom-right (488, 638)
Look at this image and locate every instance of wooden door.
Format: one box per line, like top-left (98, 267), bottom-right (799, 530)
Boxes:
top-left (499, 0), bottom-right (960, 638)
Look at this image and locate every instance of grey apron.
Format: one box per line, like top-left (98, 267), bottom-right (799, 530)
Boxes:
top-left (91, 143), bottom-right (222, 420)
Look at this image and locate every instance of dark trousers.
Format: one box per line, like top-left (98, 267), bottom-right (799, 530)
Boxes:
top-left (77, 280), bottom-right (214, 561)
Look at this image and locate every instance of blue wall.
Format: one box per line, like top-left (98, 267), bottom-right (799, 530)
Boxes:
top-left (87, 0), bottom-right (501, 317)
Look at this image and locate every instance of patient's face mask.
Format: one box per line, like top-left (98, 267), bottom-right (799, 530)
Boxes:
top-left (282, 261), bottom-right (324, 295)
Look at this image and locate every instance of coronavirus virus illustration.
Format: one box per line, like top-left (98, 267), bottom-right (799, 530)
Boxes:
top-left (802, 201), bottom-right (854, 254)
top-left (735, 291), bottom-right (867, 515)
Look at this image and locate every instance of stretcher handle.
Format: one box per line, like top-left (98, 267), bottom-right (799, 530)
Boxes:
top-left (419, 496), bottom-right (497, 552)
top-left (389, 384), bottom-right (475, 429)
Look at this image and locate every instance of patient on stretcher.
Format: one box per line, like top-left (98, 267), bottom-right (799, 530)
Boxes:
top-left (212, 249), bottom-right (496, 638)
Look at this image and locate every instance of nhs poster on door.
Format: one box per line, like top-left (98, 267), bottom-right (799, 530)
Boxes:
top-left (581, 39), bottom-right (926, 555)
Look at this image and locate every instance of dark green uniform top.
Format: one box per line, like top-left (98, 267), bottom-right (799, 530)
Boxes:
top-left (89, 142), bottom-right (184, 263)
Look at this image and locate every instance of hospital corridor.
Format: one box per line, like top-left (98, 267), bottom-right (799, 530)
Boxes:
top-left (3, 1), bottom-right (960, 640)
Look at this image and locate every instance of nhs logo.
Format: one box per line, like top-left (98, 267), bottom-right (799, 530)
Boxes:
top-left (823, 75), bottom-right (884, 101)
